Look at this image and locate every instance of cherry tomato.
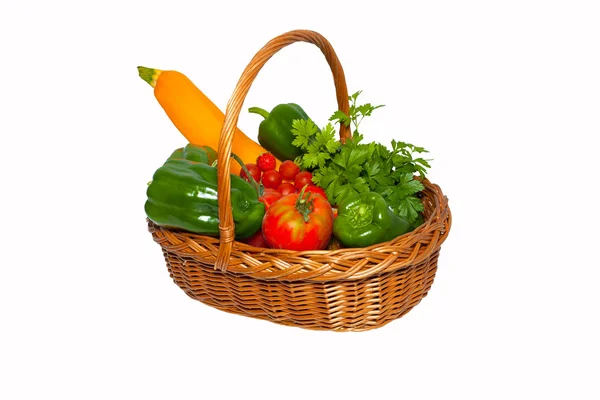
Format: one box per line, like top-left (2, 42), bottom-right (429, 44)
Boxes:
top-left (279, 160), bottom-right (301, 181)
top-left (278, 182), bottom-right (296, 196)
top-left (262, 189), bottom-right (333, 251)
top-left (294, 170), bottom-right (313, 190)
top-left (262, 169), bottom-right (282, 189)
top-left (240, 163), bottom-right (261, 185)
top-left (304, 185), bottom-right (327, 200)
top-left (258, 189), bottom-right (282, 210)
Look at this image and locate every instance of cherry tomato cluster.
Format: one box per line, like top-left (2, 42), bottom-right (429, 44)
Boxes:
top-left (240, 153), bottom-right (333, 250)
top-left (240, 153), bottom-right (328, 207)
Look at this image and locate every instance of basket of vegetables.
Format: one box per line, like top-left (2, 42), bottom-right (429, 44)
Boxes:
top-left (141, 29), bottom-right (451, 332)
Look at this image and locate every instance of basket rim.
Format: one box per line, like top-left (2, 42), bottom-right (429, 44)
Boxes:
top-left (148, 178), bottom-right (451, 282)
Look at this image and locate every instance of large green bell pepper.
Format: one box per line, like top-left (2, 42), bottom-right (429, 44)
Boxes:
top-left (333, 192), bottom-right (411, 248)
top-left (145, 145), bottom-right (265, 240)
top-left (248, 103), bottom-right (311, 161)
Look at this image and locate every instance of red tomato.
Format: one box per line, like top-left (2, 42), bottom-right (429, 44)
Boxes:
top-left (262, 188), bottom-right (281, 197)
top-left (241, 230), bottom-right (269, 248)
top-left (304, 185), bottom-right (327, 200)
top-left (262, 189), bottom-right (333, 251)
top-left (240, 163), bottom-right (261, 184)
top-left (278, 182), bottom-right (296, 196)
top-left (258, 189), bottom-right (282, 210)
top-left (279, 160), bottom-right (301, 181)
top-left (262, 170), bottom-right (282, 189)
top-left (294, 170), bottom-right (313, 190)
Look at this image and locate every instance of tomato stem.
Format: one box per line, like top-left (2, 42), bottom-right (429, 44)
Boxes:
top-left (295, 184), bottom-right (314, 223)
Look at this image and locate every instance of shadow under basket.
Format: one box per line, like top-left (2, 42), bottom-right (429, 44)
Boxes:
top-left (146, 29), bottom-right (452, 332)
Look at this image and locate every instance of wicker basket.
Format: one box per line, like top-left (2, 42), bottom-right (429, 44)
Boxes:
top-left (147, 29), bottom-right (452, 332)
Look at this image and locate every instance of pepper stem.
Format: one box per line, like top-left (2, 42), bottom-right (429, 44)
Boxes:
top-left (231, 152), bottom-right (263, 195)
top-left (137, 66), bottom-right (162, 88)
top-left (248, 107), bottom-right (270, 120)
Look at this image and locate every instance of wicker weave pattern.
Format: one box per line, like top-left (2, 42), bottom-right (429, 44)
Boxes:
top-left (148, 179), bottom-right (451, 331)
top-left (147, 30), bottom-right (452, 331)
top-left (157, 245), bottom-right (440, 331)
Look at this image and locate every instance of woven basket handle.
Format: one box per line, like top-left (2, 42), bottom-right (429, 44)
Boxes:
top-left (214, 29), bottom-right (350, 271)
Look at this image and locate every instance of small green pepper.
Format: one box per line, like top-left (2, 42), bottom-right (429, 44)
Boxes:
top-left (333, 192), bottom-right (411, 248)
top-left (248, 103), bottom-right (311, 161)
top-left (167, 143), bottom-right (217, 165)
top-left (145, 146), bottom-right (265, 240)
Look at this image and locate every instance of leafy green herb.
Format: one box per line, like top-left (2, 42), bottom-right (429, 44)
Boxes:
top-left (291, 120), bottom-right (340, 169)
top-left (292, 91), bottom-right (432, 227)
top-left (330, 90), bottom-right (385, 133)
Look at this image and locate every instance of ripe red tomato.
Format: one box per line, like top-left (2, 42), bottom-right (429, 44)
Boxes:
top-left (294, 170), bottom-right (313, 190)
top-left (258, 189), bottom-right (282, 210)
top-left (241, 230), bottom-right (269, 248)
top-left (304, 185), bottom-right (327, 200)
top-left (277, 182), bottom-right (296, 196)
top-left (279, 160), bottom-right (301, 181)
top-left (262, 189), bottom-right (334, 251)
top-left (240, 163), bottom-right (261, 184)
top-left (262, 169), bottom-right (282, 189)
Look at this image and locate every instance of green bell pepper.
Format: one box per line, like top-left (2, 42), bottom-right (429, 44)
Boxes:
top-left (145, 146), bottom-right (265, 240)
top-left (248, 103), bottom-right (311, 161)
top-left (167, 143), bottom-right (217, 165)
top-left (333, 192), bottom-right (411, 248)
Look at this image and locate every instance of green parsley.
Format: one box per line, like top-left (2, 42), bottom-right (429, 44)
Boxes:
top-left (292, 91), bottom-right (432, 227)
top-left (329, 90), bottom-right (385, 134)
top-left (291, 120), bottom-right (340, 169)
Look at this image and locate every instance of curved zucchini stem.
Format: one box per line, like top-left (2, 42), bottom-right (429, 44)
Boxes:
top-left (137, 66), bottom-right (162, 88)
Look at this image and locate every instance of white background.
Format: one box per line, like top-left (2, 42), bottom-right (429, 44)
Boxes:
top-left (1, 0), bottom-right (599, 399)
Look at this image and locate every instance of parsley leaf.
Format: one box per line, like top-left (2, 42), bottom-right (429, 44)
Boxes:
top-left (393, 196), bottom-right (425, 224)
top-left (291, 119), bottom-right (319, 150)
top-left (330, 91), bottom-right (385, 135)
top-left (293, 120), bottom-right (340, 169)
top-left (329, 110), bottom-right (351, 127)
